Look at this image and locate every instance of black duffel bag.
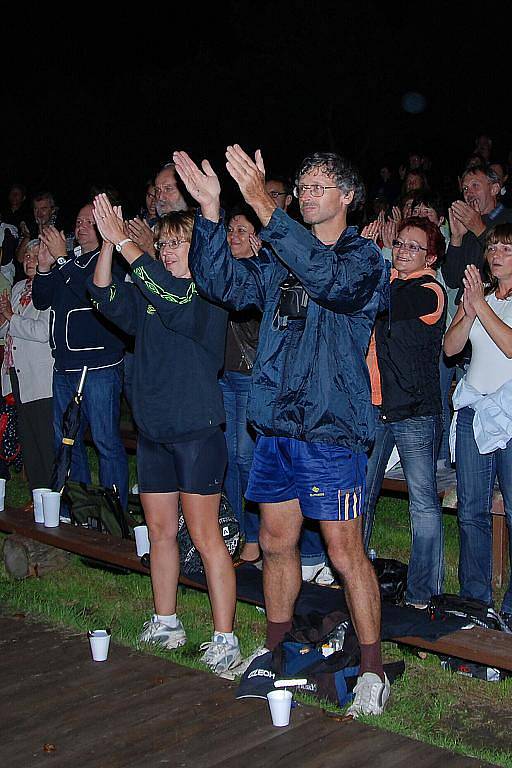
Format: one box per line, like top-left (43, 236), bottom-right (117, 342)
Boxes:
top-left (372, 557), bottom-right (408, 605)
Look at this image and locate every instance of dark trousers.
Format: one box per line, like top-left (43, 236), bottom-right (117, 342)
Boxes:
top-left (10, 370), bottom-right (55, 490)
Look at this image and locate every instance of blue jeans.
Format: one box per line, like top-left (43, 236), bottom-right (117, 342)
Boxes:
top-left (438, 353), bottom-right (456, 465)
top-left (53, 365), bottom-right (129, 509)
top-left (219, 371), bottom-right (259, 542)
top-left (363, 408), bottom-right (444, 605)
top-left (456, 406), bottom-right (512, 613)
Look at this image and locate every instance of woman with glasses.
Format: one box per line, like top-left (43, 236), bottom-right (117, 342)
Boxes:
top-left (363, 216), bottom-right (447, 608)
top-left (88, 195), bottom-right (241, 676)
top-left (444, 224), bottom-right (512, 630)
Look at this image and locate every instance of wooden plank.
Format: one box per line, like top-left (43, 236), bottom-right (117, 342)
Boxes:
top-left (396, 626), bottom-right (512, 670)
top-left (0, 614), bottom-right (490, 768)
top-left (215, 717), bottom-right (486, 768)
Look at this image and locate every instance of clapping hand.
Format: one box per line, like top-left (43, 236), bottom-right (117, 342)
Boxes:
top-left (390, 206), bottom-right (402, 224)
top-left (39, 226), bottom-right (67, 260)
top-left (37, 239), bottom-right (55, 273)
top-left (127, 217), bottom-right (155, 256)
top-left (92, 195), bottom-right (125, 245)
top-left (451, 200), bottom-right (484, 237)
top-left (249, 233), bottom-right (262, 257)
top-left (462, 264), bottom-right (484, 320)
top-left (225, 145), bottom-right (268, 206)
top-left (381, 219), bottom-right (397, 249)
top-left (173, 151), bottom-right (221, 217)
top-left (361, 220), bottom-right (380, 243)
top-left (448, 206), bottom-right (468, 244)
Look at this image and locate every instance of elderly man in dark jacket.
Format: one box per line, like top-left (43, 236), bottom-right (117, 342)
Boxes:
top-left (174, 147), bottom-right (389, 717)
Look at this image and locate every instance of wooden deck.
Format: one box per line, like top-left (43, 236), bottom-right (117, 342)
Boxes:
top-left (0, 612), bottom-right (491, 768)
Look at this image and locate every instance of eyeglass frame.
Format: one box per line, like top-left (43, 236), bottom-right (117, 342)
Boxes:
top-left (155, 238), bottom-right (189, 251)
top-left (392, 238), bottom-right (428, 254)
top-left (293, 184), bottom-right (339, 199)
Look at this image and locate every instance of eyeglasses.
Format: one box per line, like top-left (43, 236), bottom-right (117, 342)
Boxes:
top-left (155, 238), bottom-right (188, 251)
top-left (227, 226), bottom-right (252, 235)
top-left (487, 244), bottom-right (512, 255)
top-left (268, 191), bottom-right (289, 199)
top-left (293, 184), bottom-right (339, 198)
top-left (392, 239), bottom-right (427, 254)
top-left (154, 185), bottom-right (178, 196)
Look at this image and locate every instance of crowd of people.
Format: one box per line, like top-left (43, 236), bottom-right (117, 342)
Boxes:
top-left (1, 131), bottom-right (512, 718)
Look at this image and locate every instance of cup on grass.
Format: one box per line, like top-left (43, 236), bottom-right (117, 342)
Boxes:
top-left (41, 491), bottom-right (61, 528)
top-left (267, 689), bottom-right (293, 727)
top-left (33, 488), bottom-right (52, 523)
top-left (0, 477), bottom-right (5, 512)
top-left (88, 629), bottom-right (111, 662)
top-left (134, 525), bottom-right (150, 557)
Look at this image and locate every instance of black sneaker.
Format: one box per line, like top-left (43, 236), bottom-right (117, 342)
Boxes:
top-left (499, 611), bottom-right (512, 633)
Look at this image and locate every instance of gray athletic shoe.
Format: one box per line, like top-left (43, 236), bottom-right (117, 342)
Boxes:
top-left (346, 672), bottom-right (390, 717)
top-left (139, 617), bottom-right (187, 650)
top-left (199, 634), bottom-right (242, 675)
top-left (220, 645), bottom-right (271, 680)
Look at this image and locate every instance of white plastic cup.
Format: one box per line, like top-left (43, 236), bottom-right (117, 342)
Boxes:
top-left (0, 478), bottom-right (5, 512)
top-left (267, 689), bottom-right (293, 727)
top-left (33, 488), bottom-right (52, 523)
top-left (88, 629), bottom-right (111, 662)
top-left (134, 525), bottom-right (150, 557)
top-left (42, 491), bottom-right (61, 528)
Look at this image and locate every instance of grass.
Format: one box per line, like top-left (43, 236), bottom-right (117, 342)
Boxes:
top-left (1, 452), bottom-right (511, 766)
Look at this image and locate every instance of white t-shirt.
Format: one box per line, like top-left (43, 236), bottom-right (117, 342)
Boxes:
top-left (466, 292), bottom-right (512, 394)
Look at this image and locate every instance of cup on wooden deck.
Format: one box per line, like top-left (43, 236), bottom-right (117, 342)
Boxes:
top-left (134, 525), bottom-right (150, 557)
top-left (267, 689), bottom-right (293, 727)
top-left (41, 491), bottom-right (61, 528)
top-left (33, 488), bottom-right (52, 523)
top-left (88, 629), bottom-right (111, 662)
top-left (0, 477), bottom-right (5, 512)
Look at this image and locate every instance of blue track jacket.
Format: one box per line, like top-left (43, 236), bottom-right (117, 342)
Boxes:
top-left (189, 208), bottom-right (387, 453)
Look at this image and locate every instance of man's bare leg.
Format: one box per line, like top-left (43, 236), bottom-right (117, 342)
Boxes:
top-left (320, 516), bottom-right (381, 656)
top-left (260, 499), bottom-right (304, 647)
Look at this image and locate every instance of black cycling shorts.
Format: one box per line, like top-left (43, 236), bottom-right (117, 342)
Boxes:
top-left (137, 428), bottom-right (227, 495)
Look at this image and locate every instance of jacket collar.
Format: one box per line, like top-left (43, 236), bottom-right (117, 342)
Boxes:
top-left (390, 267), bottom-right (436, 283)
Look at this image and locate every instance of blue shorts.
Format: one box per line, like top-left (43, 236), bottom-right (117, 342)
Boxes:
top-left (137, 428), bottom-right (227, 495)
top-left (245, 436), bottom-right (367, 522)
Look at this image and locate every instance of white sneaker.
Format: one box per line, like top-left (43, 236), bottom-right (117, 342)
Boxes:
top-left (315, 565), bottom-right (335, 586)
top-left (221, 645), bottom-right (270, 680)
top-left (346, 672), bottom-right (390, 717)
top-left (199, 634), bottom-right (242, 675)
top-left (139, 617), bottom-right (187, 650)
top-left (301, 563), bottom-right (325, 582)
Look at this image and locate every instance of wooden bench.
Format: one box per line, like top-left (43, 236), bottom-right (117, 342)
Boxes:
top-left (381, 471), bottom-right (509, 590)
top-left (1, 506), bottom-right (512, 673)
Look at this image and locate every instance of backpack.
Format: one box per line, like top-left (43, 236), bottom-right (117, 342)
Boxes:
top-left (177, 491), bottom-right (240, 575)
top-left (63, 481), bottom-right (135, 539)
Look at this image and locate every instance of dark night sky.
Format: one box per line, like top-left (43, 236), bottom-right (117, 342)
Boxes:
top-left (2, 2), bottom-right (509, 221)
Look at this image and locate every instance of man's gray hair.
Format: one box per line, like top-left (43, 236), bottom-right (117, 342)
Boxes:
top-left (295, 152), bottom-right (366, 211)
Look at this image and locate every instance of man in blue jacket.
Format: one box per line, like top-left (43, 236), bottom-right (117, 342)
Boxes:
top-left (32, 203), bottom-right (129, 510)
top-left (174, 147), bottom-right (389, 716)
